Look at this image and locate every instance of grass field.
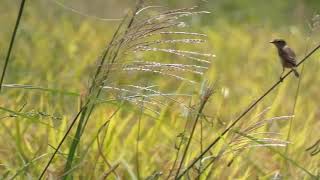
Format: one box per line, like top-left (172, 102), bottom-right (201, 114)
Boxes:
top-left (0, 0), bottom-right (319, 179)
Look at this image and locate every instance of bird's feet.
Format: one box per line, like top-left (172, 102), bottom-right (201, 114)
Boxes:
top-left (279, 76), bottom-right (284, 82)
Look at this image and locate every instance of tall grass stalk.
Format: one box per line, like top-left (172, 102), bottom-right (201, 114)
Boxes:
top-left (62, 2), bottom-right (144, 179)
top-left (177, 42), bottom-right (320, 179)
top-left (284, 16), bottom-right (320, 174)
top-left (283, 39), bottom-right (309, 169)
top-left (135, 101), bottom-right (144, 179)
top-left (174, 83), bottom-right (214, 178)
top-left (39, 5), bottom-right (135, 179)
top-left (166, 106), bottom-right (192, 179)
top-left (38, 0), bottom-right (212, 178)
top-left (0, 0), bottom-right (26, 92)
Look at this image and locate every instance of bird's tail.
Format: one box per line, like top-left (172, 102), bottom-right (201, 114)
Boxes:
top-left (293, 68), bottom-right (300, 78)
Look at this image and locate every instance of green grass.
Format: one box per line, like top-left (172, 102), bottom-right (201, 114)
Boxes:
top-left (0, 1), bottom-right (320, 179)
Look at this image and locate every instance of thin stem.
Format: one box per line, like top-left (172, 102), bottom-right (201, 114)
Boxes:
top-left (306, 139), bottom-right (320, 156)
top-left (135, 102), bottom-right (143, 179)
top-left (0, 0), bottom-right (26, 92)
top-left (38, 10), bottom-right (131, 177)
top-left (197, 113), bottom-right (203, 179)
top-left (174, 94), bottom-right (211, 179)
top-left (166, 115), bottom-right (191, 179)
top-left (284, 38), bottom-right (310, 155)
top-left (38, 103), bottom-right (89, 179)
top-left (62, 106), bottom-right (89, 179)
top-left (176, 43), bottom-right (320, 179)
top-left (95, 107), bottom-right (122, 179)
top-left (135, 82), bottom-right (148, 179)
top-left (61, 2), bottom-right (143, 178)
top-left (59, 1), bottom-right (144, 178)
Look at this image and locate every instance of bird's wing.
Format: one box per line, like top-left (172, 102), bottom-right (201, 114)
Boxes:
top-left (282, 46), bottom-right (297, 66)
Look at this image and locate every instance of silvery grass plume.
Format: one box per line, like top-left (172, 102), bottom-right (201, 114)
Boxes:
top-left (197, 107), bottom-right (292, 174)
top-left (92, 5), bottom-right (215, 115)
top-left (310, 14), bottom-right (320, 33)
top-left (44, 2), bottom-right (214, 178)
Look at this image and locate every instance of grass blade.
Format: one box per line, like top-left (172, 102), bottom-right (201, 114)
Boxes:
top-left (0, 0), bottom-right (26, 92)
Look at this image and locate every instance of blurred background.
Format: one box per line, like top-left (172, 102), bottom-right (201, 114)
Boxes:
top-left (0, 0), bottom-right (319, 179)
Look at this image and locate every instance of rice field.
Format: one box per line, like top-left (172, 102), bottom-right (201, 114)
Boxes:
top-left (0, 0), bottom-right (319, 179)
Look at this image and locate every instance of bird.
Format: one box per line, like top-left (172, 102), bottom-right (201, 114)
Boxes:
top-left (270, 39), bottom-right (299, 80)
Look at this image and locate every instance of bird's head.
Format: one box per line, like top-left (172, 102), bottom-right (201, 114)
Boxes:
top-left (270, 39), bottom-right (287, 48)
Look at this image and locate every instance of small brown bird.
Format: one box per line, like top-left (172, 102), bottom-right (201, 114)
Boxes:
top-left (270, 39), bottom-right (299, 79)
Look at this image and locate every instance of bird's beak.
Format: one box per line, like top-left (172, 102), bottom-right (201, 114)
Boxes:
top-left (269, 40), bottom-right (275, 44)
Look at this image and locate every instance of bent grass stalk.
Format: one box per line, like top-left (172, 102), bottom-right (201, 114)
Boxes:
top-left (176, 42), bottom-right (320, 179)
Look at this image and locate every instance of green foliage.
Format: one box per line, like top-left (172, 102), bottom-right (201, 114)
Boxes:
top-left (0, 0), bottom-right (319, 179)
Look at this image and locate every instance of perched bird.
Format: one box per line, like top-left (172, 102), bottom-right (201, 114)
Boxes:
top-left (270, 39), bottom-right (300, 79)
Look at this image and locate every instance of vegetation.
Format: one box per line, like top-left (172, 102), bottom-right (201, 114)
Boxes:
top-left (0, 0), bottom-right (319, 179)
